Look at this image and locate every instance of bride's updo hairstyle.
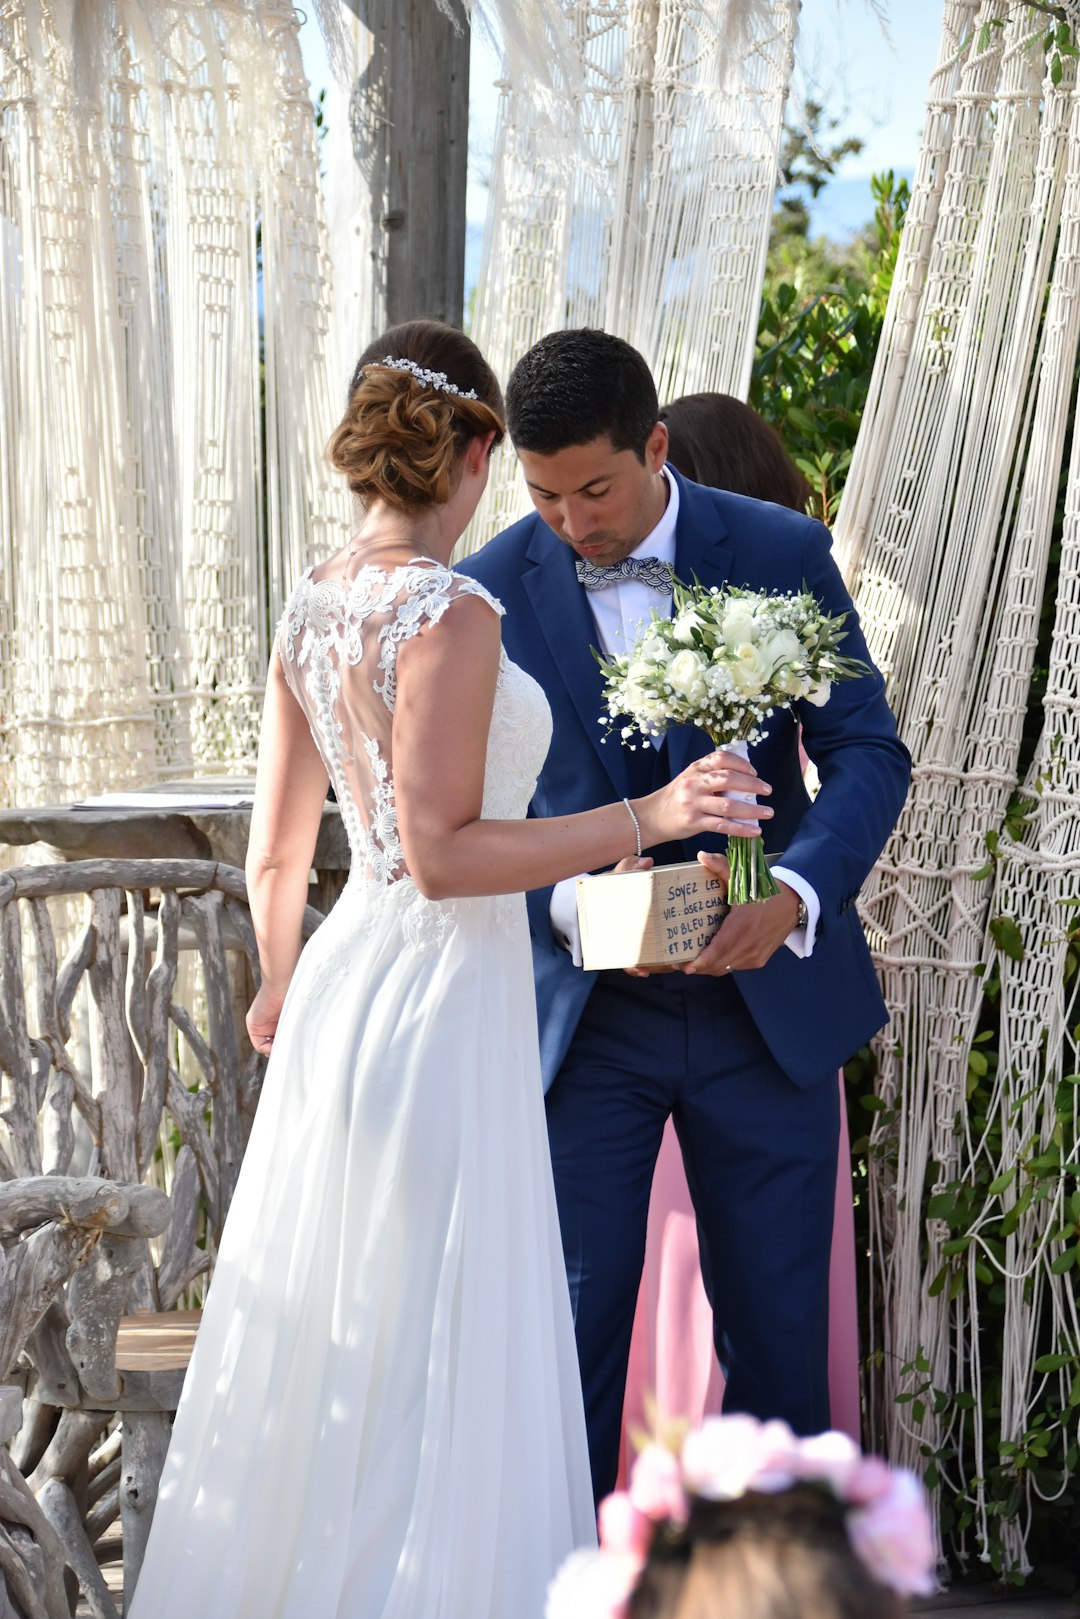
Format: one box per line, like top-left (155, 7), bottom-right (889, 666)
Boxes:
top-left (327, 319), bottom-right (505, 509)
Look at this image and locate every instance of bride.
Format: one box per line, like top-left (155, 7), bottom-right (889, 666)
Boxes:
top-left (127, 319), bottom-right (770, 1619)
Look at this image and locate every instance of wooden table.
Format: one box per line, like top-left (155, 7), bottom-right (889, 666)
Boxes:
top-left (0, 780), bottom-right (351, 914)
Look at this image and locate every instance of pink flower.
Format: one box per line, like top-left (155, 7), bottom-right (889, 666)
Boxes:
top-left (681, 1415), bottom-right (799, 1499)
top-left (629, 1443), bottom-right (689, 1523)
top-left (599, 1492), bottom-right (653, 1559)
top-left (844, 1454), bottom-right (895, 1507)
top-left (847, 1469), bottom-right (938, 1596)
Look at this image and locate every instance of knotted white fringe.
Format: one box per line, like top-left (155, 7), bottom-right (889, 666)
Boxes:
top-left (834, 0), bottom-right (1080, 1576)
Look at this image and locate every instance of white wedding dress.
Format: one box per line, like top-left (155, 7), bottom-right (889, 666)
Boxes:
top-left (128, 559), bottom-right (595, 1619)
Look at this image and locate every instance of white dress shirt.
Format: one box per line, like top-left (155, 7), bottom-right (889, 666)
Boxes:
top-left (549, 468), bottom-right (819, 964)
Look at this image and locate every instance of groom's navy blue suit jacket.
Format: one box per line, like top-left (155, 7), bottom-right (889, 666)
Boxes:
top-left (459, 469), bottom-right (911, 1092)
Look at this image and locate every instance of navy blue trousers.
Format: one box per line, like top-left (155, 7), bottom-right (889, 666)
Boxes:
top-left (545, 968), bottom-right (839, 1502)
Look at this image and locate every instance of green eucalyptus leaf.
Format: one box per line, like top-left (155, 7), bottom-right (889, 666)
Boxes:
top-left (989, 915), bottom-right (1025, 962)
top-left (1033, 1353), bottom-right (1073, 1374)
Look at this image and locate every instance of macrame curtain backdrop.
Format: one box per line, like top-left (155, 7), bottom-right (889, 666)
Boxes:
top-left (0, 0), bottom-right (348, 809)
top-left (461, 0), bottom-right (799, 550)
top-left (833, 0), bottom-right (1080, 1575)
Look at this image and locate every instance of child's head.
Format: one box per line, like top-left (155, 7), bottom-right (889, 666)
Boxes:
top-left (546, 1417), bottom-right (936, 1619)
top-left (626, 1489), bottom-right (906, 1619)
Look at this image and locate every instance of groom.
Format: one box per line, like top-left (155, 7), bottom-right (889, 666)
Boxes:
top-left (459, 329), bottom-right (910, 1500)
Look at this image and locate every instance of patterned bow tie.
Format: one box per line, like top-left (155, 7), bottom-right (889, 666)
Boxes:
top-left (574, 556), bottom-right (674, 592)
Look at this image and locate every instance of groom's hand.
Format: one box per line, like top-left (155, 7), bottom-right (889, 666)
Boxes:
top-left (683, 852), bottom-right (800, 976)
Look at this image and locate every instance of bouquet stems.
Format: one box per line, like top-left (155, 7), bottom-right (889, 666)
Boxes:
top-left (726, 831), bottom-right (780, 905)
top-left (710, 735), bottom-right (780, 905)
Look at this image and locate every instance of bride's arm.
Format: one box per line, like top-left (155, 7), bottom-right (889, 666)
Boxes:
top-left (245, 652), bottom-right (330, 1048)
top-left (394, 595), bottom-right (769, 901)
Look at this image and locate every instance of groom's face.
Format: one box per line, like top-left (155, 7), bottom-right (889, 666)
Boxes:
top-left (517, 425), bottom-right (670, 569)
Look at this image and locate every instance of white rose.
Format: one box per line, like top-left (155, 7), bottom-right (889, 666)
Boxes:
top-left (622, 677), bottom-right (652, 715)
top-left (804, 678), bottom-right (832, 707)
top-left (666, 648), bottom-right (708, 701)
top-left (762, 628), bottom-right (802, 674)
top-left (672, 608), bottom-right (704, 645)
top-left (780, 670), bottom-right (812, 700)
top-left (639, 634), bottom-right (669, 664)
top-left (720, 604), bottom-right (756, 647)
top-left (729, 642), bottom-right (767, 696)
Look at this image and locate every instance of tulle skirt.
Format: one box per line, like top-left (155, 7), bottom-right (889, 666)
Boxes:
top-left (128, 877), bottom-right (595, 1619)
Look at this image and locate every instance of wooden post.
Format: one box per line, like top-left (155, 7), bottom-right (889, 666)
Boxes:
top-left (342, 0), bottom-right (470, 330)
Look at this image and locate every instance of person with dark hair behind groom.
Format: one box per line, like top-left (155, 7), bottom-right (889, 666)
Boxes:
top-left (660, 391), bottom-right (812, 512)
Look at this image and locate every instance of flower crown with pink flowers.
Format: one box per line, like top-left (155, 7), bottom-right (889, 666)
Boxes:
top-left (545, 1416), bottom-right (938, 1619)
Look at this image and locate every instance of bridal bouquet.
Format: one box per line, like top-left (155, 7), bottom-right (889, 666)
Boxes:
top-left (597, 578), bottom-right (869, 904)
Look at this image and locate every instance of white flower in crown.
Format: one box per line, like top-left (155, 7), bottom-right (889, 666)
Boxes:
top-left (372, 355), bottom-right (479, 400)
top-left (681, 1414), bottom-right (800, 1498)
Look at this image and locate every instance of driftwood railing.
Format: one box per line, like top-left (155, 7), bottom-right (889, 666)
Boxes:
top-left (0, 860), bottom-right (323, 1617)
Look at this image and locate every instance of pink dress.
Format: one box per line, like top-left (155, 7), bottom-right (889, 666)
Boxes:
top-left (618, 1084), bottom-right (860, 1480)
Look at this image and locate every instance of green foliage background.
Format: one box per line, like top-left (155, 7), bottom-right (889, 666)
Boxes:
top-left (749, 108), bottom-right (908, 523)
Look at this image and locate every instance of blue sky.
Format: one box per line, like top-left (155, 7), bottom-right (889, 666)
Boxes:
top-left (300, 0), bottom-right (944, 274)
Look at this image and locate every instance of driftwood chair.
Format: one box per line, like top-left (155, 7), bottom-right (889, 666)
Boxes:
top-left (0, 859), bottom-right (323, 1617)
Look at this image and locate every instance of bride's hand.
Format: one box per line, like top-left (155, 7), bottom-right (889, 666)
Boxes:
top-left (636, 752), bottom-right (773, 846)
top-left (247, 984), bottom-right (286, 1056)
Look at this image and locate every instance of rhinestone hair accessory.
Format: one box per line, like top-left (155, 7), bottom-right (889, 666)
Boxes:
top-left (371, 356), bottom-right (479, 401)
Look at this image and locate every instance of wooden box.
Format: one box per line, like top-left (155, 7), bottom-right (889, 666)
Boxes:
top-left (576, 860), bottom-right (730, 972)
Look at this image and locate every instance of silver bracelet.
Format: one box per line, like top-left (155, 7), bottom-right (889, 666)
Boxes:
top-left (622, 798), bottom-right (642, 858)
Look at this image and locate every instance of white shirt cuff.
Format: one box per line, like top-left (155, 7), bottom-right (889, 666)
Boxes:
top-left (549, 876), bottom-right (584, 967)
top-left (770, 865), bottom-right (819, 958)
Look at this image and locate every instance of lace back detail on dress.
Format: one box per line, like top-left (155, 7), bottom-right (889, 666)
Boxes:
top-left (278, 561), bottom-right (505, 890)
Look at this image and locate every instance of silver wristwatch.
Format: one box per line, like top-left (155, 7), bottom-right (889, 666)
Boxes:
top-left (795, 897), bottom-right (808, 930)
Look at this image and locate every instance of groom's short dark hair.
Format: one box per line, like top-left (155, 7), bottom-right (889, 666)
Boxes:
top-left (506, 329), bottom-right (660, 462)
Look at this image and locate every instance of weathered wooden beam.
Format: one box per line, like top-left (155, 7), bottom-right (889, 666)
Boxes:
top-left (67, 1233), bottom-right (162, 1405)
top-left (135, 890), bottom-right (178, 1176)
top-left (88, 889), bottom-right (137, 1187)
top-left (0, 1179), bottom-right (126, 1241)
top-left (119, 1413), bottom-right (171, 1605)
top-left (35, 1479), bottom-right (118, 1619)
top-left (184, 893), bottom-right (242, 1213)
top-left (27, 1410), bottom-right (108, 1496)
top-left (0, 1456), bottom-right (74, 1619)
top-left (154, 1148), bottom-right (206, 1312)
top-left (0, 1225), bottom-right (99, 1382)
top-left (24, 1302), bottom-right (81, 1411)
top-left (9, 1400), bottom-right (57, 1476)
top-left (2, 861), bottom-right (323, 935)
top-left (346, 0), bottom-right (470, 328)
top-left (0, 900), bottom-right (41, 1178)
top-left (0, 1387), bottom-right (21, 1447)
